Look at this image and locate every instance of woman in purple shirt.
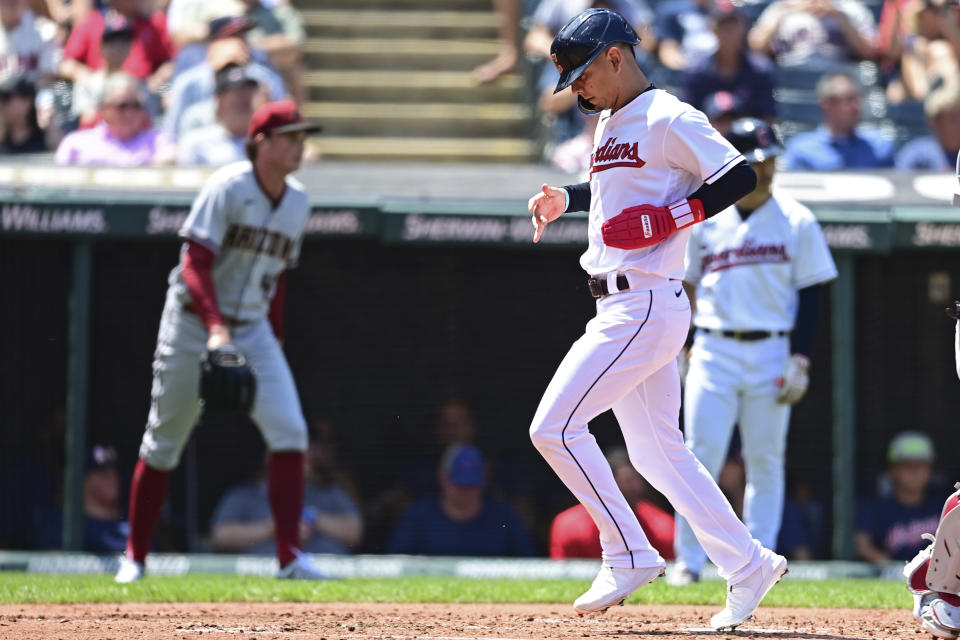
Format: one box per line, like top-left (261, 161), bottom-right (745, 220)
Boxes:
top-left (55, 71), bottom-right (175, 166)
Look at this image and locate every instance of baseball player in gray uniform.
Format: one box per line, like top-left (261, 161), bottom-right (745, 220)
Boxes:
top-left (115, 100), bottom-right (325, 583)
top-left (669, 118), bottom-right (837, 585)
top-left (527, 9), bottom-right (786, 630)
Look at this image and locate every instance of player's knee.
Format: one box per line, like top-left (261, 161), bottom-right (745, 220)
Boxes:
top-left (138, 443), bottom-right (181, 472)
top-left (529, 416), bottom-right (561, 451)
top-left (264, 417), bottom-right (309, 453)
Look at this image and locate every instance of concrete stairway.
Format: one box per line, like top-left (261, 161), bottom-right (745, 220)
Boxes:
top-left (301, 0), bottom-right (537, 162)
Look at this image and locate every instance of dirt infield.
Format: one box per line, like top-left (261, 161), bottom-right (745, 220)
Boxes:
top-left (0, 602), bottom-right (918, 639)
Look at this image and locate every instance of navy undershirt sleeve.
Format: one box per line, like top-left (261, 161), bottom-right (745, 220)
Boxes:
top-left (792, 284), bottom-right (822, 357)
top-left (562, 181), bottom-right (591, 212)
top-left (687, 161), bottom-right (757, 218)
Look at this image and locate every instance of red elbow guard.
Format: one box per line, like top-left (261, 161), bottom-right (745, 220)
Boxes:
top-left (601, 198), bottom-right (705, 250)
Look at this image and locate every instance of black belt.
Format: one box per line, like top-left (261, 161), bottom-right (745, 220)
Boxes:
top-left (587, 274), bottom-right (630, 298)
top-left (701, 328), bottom-right (789, 341)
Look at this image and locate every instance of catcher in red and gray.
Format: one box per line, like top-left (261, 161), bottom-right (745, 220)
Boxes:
top-left (114, 100), bottom-right (325, 583)
top-left (903, 253), bottom-right (960, 633)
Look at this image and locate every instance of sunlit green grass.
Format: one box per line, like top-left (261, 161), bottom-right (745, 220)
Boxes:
top-left (0, 574), bottom-right (911, 609)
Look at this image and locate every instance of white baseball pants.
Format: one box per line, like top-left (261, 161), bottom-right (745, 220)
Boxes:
top-left (139, 292), bottom-right (308, 471)
top-left (530, 281), bottom-right (763, 582)
top-left (673, 331), bottom-right (791, 574)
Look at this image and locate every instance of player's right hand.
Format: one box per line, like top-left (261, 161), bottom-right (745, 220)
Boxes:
top-left (528, 184), bottom-right (567, 243)
top-left (207, 324), bottom-right (233, 350)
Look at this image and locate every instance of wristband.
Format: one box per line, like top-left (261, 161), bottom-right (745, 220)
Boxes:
top-left (667, 198), bottom-right (706, 230)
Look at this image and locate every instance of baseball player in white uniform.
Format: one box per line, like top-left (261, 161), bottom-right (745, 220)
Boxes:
top-left (527, 9), bottom-right (787, 630)
top-left (669, 118), bottom-right (838, 585)
top-left (115, 100), bottom-right (325, 583)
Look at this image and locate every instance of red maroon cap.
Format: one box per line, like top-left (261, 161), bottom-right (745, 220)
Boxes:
top-left (247, 100), bottom-right (322, 139)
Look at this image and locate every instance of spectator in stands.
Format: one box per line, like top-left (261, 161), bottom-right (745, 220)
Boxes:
top-left (177, 63), bottom-right (260, 165)
top-left (682, 2), bottom-right (776, 125)
top-left (59, 0), bottom-right (174, 96)
top-left (896, 82), bottom-right (960, 169)
top-left (236, 0), bottom-right (305, 103)
top-left (0, 0), bottom-right (60, 85)
top-left (70, 11), bottom-right (134, 128)
top-left (654, 0), bottom-right (715, 71)
top-left (748, 0), bottom-right (877, 67)
top-left (782, 70), bottom-right (895, 169)
top-left (897, 0), bottom-right (960, 101)
top-left (700, 90), bottom-right (746, 135)
top-left (163, 18), bottom-right (285, 141)
top-left (473, 0), bottom-right (521, 83)
top-left (854, 431), bottom-right (943, 563)
top-left (0, 73), bottom-right (48, 151)
top-left (549, 447), bottom-right (674, 560)
top-left (55, 71), bottom-right (175, 165)
top-left (35, 445), bottom-right (129, 553)
top-left (387, 444), bottom-right (535, 557)
top-left (210, 436), bottom-right (363, 556)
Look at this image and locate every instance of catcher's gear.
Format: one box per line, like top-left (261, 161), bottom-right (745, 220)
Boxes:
top-left (923, 597), bottom-right (960, 639)
top-left (725, 118), bottom-right (783, 164)
top-left (775, 353), bottom-right (810, 405)
top-left (925, 484), bottom-right (960, 594)
top-left (200, 344), bottom-right (256, 413)
top-left (946, 300), bottom-right (959, 321)
top-left (550, 8), bottom-right (642, 95)
top-left (601, 198), bottom-right (705, 250)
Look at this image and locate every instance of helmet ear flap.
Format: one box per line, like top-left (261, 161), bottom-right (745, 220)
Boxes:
top-left (578, 94), bottom-right (601, 115)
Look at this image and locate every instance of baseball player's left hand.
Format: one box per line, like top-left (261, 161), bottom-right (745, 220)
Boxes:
top-left (528, 184), bottom-right (567, 243)
top-left (776, 354), bottom-right (810, 405)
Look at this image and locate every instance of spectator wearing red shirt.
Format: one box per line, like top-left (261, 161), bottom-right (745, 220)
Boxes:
top-left (59, 0), bottom-right (172, 94)
top-left (549, 448), bottom-right (675, 560)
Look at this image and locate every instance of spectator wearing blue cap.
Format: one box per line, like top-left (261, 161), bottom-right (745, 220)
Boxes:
top-left (854, 431), bottom-right (943, 563)
top-left (387, 445), bottom-right (535, 557)
top-left (35, 444), bottom-right (130, 552)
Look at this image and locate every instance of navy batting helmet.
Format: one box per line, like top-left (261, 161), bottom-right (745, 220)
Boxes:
top-left (725, 117), bottom-right (783, 163)
top-left (550, 9), bottom-right (642, 95)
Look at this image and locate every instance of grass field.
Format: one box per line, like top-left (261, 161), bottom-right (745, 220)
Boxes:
top-left (0, 574), bottom-right (912, 609)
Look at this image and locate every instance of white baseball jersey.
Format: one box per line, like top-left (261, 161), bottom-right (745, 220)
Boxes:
top-left (684, 191), bottom-right (838, 331)
top-left (581, 89), bottom-right (745, 278)
top-left (0, 12), bottom-right (59, 81)
top-left (170, 160), bottom-right (309, 322)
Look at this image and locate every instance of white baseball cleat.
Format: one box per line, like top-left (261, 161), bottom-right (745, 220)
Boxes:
top-left (710, 549), bottom-right (788, 631)
top-left (276, 553), bottom-right (329, 580)
top-left (114, 557), bottom-right (144, 584)
top-left (573, 564), bottom-right (666, 614)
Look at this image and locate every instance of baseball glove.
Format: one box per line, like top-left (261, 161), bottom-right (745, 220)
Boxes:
top-left (946, 300), bottom-right (960, 321)
top-left (200, 344), bottom-right (256, 413)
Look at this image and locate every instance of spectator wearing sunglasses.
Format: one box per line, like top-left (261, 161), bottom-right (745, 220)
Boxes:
top-left (0, 73), bottom-right (48, 153)
top-left (55, 71), bottom-right (174, 165)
